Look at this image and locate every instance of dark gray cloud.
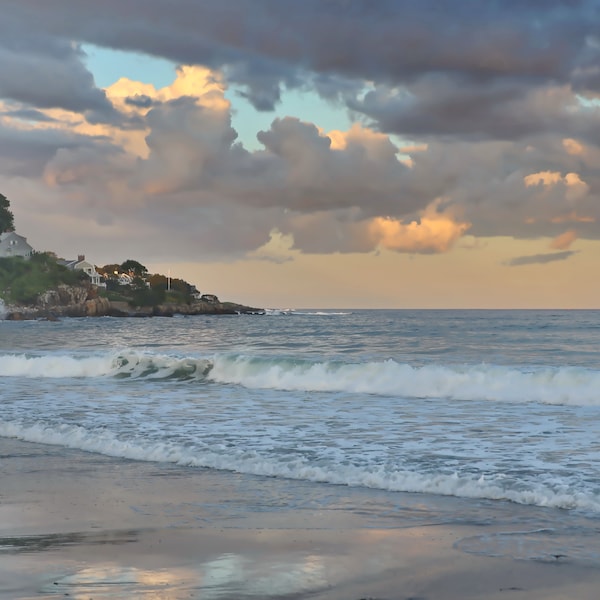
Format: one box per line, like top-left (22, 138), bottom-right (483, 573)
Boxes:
top-left (506, 251), bottom-right (579, 266)
top-left (225, 59), bottom-right (303, 112)
top-left (2, 1), bottom-right (599, 117)
top-left (348, 79), bottom-right (600, 141)
top-left (0, 122), bottom-right (117, 178)
top-left (2, 108), bottom-right (58, 123)
top-left (0, 28), bottom-right (114, 116)
top-left (84, 108), bottom-right (147, 130)
top-left (125, 94), bottom-right (155, 109)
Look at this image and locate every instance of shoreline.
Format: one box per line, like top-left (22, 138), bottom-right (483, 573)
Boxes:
top-left (1, 298), bottom-right (265, 320)
top-left (2, 437), bottom-right (600, 599)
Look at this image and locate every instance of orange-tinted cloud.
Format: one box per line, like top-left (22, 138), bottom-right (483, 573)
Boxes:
top-left (523, 171), bottom-right (563, 187)
top-left (550, 229), bottom-right (577, 250)
top-left (550, 212), bottom-right (595, 224)
top-left (523, 170), bottom-right (589, 204)
top-left (369, 203), bottom-right (470, 254)
top-left (562, 138), bottom-right (584, 156)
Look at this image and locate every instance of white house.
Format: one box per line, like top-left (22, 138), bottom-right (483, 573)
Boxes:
top-left (60, 254), bottom-right (105, 287)
top-left (0, 231), bottom-right (33, 259)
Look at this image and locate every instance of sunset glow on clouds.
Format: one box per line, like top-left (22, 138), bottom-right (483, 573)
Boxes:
top-left (1, 1), bottom-right (600, 307)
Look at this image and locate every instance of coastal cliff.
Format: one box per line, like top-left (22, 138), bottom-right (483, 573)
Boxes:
top-left (2, 284), bottom-right (264, 320)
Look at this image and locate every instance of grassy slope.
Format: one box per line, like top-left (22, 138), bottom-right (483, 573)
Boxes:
top-left (0, 253), bottom-right (85, 305)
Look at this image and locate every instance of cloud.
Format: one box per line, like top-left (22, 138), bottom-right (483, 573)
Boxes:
top-left (368, 203), bottom-right (470, 254)
top-left (563, 138), bottom-right (585, 156)
top-left (349, 80), bottom-right (600, 142)
top-left (2, 2), bottom-right (600, 265)
top-left (0, 26), bottom-right (114, 117)
top-left (1, 67), bottom-right (431, 260)
top-left (124, 94), bottom-right (155, 109)
top-left (2, 1), bottom-right (598, 107)
top-left (397, 137), bottom-right (600, 242)
top-left (2, 2), bottom-right (600, 142)
top-left (2, 108), bottom-right (58, 123)
top-left (247, 231), bottom-right (296, 263)
top-left (4, 63), bottom-right (600, 263)
top-left (506, 250), bottom-right (579, 266)
top-left (0, 116), bottom-right (113, 178)
top-left (550, 229), bottom-right (578, 250)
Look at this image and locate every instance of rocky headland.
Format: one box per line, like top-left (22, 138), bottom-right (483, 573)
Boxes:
top-left (1, 284), bottom-right (264, 320)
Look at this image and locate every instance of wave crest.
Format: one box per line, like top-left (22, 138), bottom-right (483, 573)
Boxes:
top-left (1, 350), bottom-right (599, 405)
top-left (0, 351), bottom-right (212, 380)
top-left (208, 355), bottom-right (600, 406)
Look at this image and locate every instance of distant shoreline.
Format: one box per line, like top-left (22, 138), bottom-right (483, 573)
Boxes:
top-left (1, 297), bottom-right (265, 321)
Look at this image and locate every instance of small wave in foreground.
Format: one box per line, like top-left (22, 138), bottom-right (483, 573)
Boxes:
top-left (1, 419), bottom-right (599, 514)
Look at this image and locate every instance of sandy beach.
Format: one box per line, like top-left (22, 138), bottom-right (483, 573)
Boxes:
top-left (0, 437), bottom-right (599, 600)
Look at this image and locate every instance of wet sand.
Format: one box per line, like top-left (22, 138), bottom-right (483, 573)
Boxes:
top-left (1, 437), bottom-right (600, 599)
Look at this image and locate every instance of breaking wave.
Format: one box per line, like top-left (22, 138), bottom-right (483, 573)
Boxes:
top-left (1, 350), bottom-right (599, 406)
top-left (1, 419), bottom-right (599, 514)
top-left (0, 351), bottom-right (212, 380)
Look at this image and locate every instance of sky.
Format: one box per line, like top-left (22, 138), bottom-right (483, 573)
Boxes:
top-left (1, 0), bottom-right (600, 309)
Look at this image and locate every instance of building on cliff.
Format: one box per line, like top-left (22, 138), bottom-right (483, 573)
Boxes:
top-left (0, 232), bottom-right (33, 259)
top-left (59, 255), bottom-right (105, 287)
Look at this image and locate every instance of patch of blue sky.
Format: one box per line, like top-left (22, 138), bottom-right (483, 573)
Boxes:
top-left (226, 87), bottom-right (355, 151)
top-left (81, 44), bottom-right (177, 89)
top-left (576, 94), bottom-right (600, 108)
top-left (81, 44), bottom-right (356, 151)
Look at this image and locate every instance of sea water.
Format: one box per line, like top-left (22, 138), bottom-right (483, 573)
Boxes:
top-left (1, 309), bottom-right (600, 560)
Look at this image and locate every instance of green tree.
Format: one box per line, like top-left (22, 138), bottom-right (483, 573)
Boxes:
top-left (97, 264), bottom-right (120, 276)
top-left (148, 273), bottom-right (168, 291)
top-left (0, 193), bottom-right (15, 233)
top-left (120, 259), bottom-right (148, 278)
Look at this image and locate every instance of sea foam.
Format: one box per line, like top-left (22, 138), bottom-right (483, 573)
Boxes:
top-left (1, 350), bottom-right (599, 406)
top-left (2, 419), bottom-right (599, 514)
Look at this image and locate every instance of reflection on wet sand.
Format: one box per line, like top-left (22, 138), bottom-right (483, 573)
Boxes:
top-left (29, 528), bottom-right (420, 599)
top-left (44, 548), bottom-right (331, 599)
top-left (46, 564), bottom-right (198, 599)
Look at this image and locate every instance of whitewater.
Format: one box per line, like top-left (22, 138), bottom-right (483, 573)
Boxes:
top-left (2, 309), bottom-right (600, 517)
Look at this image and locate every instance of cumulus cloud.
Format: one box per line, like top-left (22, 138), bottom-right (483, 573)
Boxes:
top-left (0, 66), bottom-right (442, 260)
top-left (369, 204), bottom-right (471, 254)
top-left (1, 1), bottom-right (600, 265)
top-left (394, 137), bottom-right (600, 243)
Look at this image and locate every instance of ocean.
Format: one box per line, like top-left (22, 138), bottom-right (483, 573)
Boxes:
top-left (2, 309), bottom-right (600, 565)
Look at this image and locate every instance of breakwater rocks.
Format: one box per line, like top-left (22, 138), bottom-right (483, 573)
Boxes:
top-left (1, 285), bottom-right (264, 320)
top-left (108, 300), bottom-right (265, 318)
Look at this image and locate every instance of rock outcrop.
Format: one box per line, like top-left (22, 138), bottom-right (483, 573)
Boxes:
top-left (1, 284), bottom-right (264, 320)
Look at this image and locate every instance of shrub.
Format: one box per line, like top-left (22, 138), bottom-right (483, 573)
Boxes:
top-left (0, 253), bottom-right (88, 305)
